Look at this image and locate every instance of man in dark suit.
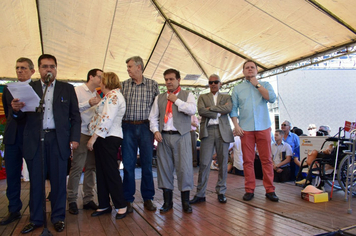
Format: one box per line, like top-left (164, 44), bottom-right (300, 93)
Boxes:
top-left (190, 74), bottom-right (234, 204)
top-left (0, 58), bottom-right (35, 225)
top-left (12, 54), bottom-right (81, 234)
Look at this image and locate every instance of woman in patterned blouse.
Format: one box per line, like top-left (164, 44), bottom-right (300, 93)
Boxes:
top-left (87, 72), bottom-right (127, 219)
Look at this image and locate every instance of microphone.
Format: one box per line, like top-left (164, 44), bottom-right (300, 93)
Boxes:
top-left (45, 72), bottom-right (53, 84)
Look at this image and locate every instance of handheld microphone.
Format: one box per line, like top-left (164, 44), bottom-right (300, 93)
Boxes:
top-left (45, 72), bottom-right (53, 84)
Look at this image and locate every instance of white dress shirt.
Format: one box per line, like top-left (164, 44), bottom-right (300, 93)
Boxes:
top-left (149, 91), bottom-right (196, 134)
top-left (41, 80), bottom-right (56, 129)
top-left (75, 84), bottom-right (99, 135)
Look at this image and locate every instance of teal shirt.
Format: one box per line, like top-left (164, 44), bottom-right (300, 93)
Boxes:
top-left (230, 80), bottom-right (276, 131)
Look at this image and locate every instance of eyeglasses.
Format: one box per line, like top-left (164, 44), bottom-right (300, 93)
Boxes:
top-left (209, 80), bottom-right (220, 85)
top-left (40, 65), bottom-right (56, 69)
top-left (281, 124), bottom-right (289, 127)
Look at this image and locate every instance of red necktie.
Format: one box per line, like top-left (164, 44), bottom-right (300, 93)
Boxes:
top-left (164, 86), bottom-right (181, 123)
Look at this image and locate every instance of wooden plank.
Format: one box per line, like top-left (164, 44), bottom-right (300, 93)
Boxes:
top-left (1, 167), bottom-right (356, 235)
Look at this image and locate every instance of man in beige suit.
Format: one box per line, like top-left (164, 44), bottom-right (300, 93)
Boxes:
top-left (190, 74), bottom-right (234, 204)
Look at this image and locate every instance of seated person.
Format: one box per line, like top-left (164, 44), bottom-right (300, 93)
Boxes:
top-left (229, 136), bottom-right (244, 175)
top-left (295, 143), bottom-right (335, 185)
top-left (316, 125), bottom-right (331, 137)
top-left (271, 129), bottom-right (292, 182)
top-left (306, 143), bottom-right (334, 173)
top-left (227, 149), bottom-right (233, 173)
top-left (210, 153), bottom-right (219, 170)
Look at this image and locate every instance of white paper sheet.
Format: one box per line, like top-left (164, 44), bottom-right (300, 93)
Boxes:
top-left (6, 82), bottom-right (40, 112)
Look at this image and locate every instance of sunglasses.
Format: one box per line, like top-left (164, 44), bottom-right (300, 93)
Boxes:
top-left (209, 80), bottom-right (220, 85)
top-left (281, 124), bottom-right (289, 127)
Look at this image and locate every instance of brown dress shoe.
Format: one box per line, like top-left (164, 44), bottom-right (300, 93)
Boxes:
top-left (144, 200), bottom-right (157, 211)
top-left (127, 202), bottom-right (133, 213)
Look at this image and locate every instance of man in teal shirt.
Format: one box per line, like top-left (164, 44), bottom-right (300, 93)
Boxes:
top-left (230, 60), bottom-right (279, 202)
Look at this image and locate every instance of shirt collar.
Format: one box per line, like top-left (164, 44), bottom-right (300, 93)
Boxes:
top-left (211, 91), bottom-right (219, 97)
top-left (274, 140), bottom-right (285, 146)
top-left (130, 76), bottom-right (146, 85)
top-left (19, 79), bottom-right (31, 84)
top-left (41, 79), bottom-right (56, 88)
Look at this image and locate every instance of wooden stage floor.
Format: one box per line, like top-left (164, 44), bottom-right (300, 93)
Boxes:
top-left (0, 167), bottom-right (355, 236)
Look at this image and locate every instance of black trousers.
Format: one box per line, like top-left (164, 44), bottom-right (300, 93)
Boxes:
top-left (94, 136), bottom-right (126, 209)
top-left (273, 166), bottom-right (291, 183)
top-left (26, 131), bottom-right (67, 225)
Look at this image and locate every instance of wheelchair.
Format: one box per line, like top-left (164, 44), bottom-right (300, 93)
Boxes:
top-left (295, 136), bottom-right (356, 196)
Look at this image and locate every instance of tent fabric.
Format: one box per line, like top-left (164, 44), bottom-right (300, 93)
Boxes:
top-left (1, 0), bottom-right (356, 86)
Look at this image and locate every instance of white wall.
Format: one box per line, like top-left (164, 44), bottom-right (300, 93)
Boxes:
top-left (276, 69), bottom-right (356, 136)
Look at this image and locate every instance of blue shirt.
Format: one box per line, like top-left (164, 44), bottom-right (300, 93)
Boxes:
top-left (283, 132), bottom-right (300, 159)
top-left (230, 80), bottom-right (276, 131)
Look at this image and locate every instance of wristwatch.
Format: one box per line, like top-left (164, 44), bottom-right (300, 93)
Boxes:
top-left (255, 83), bottom-right (261, 89)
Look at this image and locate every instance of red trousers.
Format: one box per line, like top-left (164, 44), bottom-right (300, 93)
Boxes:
top-left (240, 128), bottom-right (275, 193)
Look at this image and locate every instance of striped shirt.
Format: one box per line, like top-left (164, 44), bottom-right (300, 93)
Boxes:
top-left (121, 76), bottom-right (159, 121)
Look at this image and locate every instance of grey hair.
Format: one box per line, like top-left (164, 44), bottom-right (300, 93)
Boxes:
top-left (209, 74), bottom-right (220, 80)
top-left (126, 56), bottom-right (144, 72)
top-left (283, 120), bottom-right (292, 129)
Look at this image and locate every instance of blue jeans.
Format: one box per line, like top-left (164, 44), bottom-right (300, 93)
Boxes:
top-left (122, 122), bottom-right (155, 202)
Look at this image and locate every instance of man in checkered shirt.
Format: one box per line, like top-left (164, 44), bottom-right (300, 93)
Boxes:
top-left (121, 56), bottom-right (159, 213)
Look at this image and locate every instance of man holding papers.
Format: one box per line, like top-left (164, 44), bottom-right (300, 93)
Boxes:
top-left (0, 58), bottom-right (35, 225)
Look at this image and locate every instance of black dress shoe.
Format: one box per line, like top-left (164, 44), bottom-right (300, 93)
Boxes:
top-left (91, 207), bottom-right (112, 217)
top-left (68, 202), bottom-right (79, 215)
top-left (265, 192), bottom-right (279, 202)
top-left (0, 212), bottom-right (21, 225)
top-left (218, 194), bottom-right (227, 203)
top-left (21, 223), bottom-right (41, 234)
top-left (159, 202), bottom-right (173, 213)
top-left (83, 201), bottom-right (98, 210)
top-left (115, 212), bottom-right (127, 219)
top-left (144, 200), bottom-right (157, 211)
top-left (127, 202), bottom-right (133, 213)
top-left (53, 221), bottom-right (65, 232)
top-left (243, 192), bottom-right (254, 201)
top-left (189, 196), bottom-right (206, 204)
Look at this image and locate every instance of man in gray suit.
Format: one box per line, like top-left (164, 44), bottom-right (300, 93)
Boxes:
top-left (149, 68), bottom-right (196, 213)
top-left (190, 74), bottom-right (234, 204)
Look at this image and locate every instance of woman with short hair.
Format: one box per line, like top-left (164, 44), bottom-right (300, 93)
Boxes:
top-left (87, 72), bottom-right (127, 219)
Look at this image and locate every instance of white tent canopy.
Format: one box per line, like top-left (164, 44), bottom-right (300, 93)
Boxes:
top-left (1, 0), bottom-right (356, 87)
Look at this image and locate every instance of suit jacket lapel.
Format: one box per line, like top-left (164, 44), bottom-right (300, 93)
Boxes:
top-left (31, 80), bottom-right (43, 98)
top-left (217, 93), bottom-right (222, 105)
top-left (53, 80), bottom-right (63, 103)
top-left (208, 93), bottom-right (214, 106)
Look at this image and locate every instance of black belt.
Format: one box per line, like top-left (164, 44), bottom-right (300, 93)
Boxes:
top-left (43, 129), bottom-right (55, 133)
top-left (162, 130), bottom-right (180, 135)
top-left (123, 120), bottom-right (149, 125)
top-left (208, 124), bottom-right (219, 128)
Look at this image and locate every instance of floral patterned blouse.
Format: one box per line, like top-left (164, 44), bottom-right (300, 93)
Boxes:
top-left (88, 88), bottom-right (126, 139)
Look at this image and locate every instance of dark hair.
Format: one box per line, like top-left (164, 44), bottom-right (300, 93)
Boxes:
top-left (275, 129), bottom-right (284, 135)
top-left (243, 60), bottom-right (258, 69)
top-left (316, 130), bottom-right (328, 136)
top-left (87, 68), bottom-right (103, 82)
top-left (294, 128), bottom-right (304, 136)
top-left (38, 54), bottom-right (57, 67)
top-left (163, 68), bottom-right (180, 79)
top-left (16, 57), bottom-right (34, 70)
top-left (126, 56), bottom-right (144, 72)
